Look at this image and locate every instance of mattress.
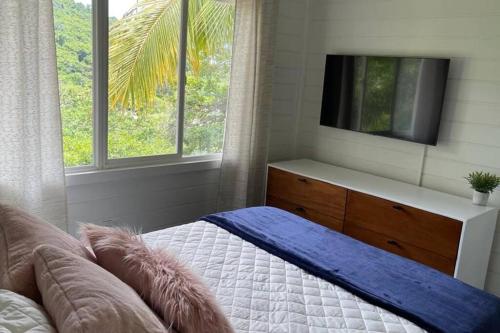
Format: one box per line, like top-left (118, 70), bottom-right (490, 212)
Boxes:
top-left (142, 221), bottom-right (426, 333)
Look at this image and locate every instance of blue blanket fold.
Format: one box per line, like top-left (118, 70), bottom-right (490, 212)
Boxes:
top-left (202, 206), bottom-right (500, 333)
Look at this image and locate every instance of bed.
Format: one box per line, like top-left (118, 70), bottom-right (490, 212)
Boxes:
top-left (143, 219), bottom-right (424, 333)
top-left (0, 205), bottom-right (498, 332)
top-left (142, 206), bottom-right (500, 333)
top-left (0, 215), bottom-right (423, 333)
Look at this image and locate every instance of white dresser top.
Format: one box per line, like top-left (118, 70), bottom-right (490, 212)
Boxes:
top-left (268, 159), bottom-right (496, 222)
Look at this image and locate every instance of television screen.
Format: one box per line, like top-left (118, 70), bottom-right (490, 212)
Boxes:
top-left (320, 55), bottom-right (450, 145)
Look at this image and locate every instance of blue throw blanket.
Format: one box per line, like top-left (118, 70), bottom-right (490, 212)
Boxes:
top-left (202, 206), bottom-right (500, 333)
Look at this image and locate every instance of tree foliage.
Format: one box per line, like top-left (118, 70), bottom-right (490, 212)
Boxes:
top-left (108, 0), bottom-right (234, 111)
top-left (53, 0), bottom-right (93, 166)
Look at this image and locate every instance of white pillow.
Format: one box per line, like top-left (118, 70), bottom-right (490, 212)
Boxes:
top-left (0, 289), bottom-right (56, 333)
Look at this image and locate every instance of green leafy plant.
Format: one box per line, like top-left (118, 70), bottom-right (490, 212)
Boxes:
top-left (465, 171), bottom-right (500, 194)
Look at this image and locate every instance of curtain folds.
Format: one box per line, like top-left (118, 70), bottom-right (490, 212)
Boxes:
top-left (0, 0), bottom-right (68, 230)
top-left (217, 0), bottom-right (278, 211)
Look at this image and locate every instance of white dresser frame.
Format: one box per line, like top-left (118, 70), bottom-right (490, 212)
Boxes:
top-left (268, 159), bottom-right (498, 289)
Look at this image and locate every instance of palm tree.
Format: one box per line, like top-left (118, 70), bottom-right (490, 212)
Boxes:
top-left (108, 0), bottom-right (235, 111)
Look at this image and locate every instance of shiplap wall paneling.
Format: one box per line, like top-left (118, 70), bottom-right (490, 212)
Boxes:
top-left (66, 168), bottom-right (220, 235)
top-left (291, 0), bottom-right (500, 295)
top-left (268, 0), bottom-right (309, 162)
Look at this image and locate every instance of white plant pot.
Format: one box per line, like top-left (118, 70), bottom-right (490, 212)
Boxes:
top-left (472, 190), bottom-right (489, 206)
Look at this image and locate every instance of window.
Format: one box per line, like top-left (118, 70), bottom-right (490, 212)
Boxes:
top-left (53, 0), bottom-right (235, 170)
top-left (351, 57), bottom-right (422, 135)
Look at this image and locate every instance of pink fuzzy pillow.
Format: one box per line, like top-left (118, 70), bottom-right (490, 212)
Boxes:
top-left (81, 224), bottom-right (234, 333)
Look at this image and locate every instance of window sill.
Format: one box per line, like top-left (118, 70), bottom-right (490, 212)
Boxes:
top-left (65, 158), bottom-right (222, 187)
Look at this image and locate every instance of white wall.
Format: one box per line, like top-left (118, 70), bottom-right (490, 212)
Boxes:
top-left (268, 0), bottom-right (309, 162)
top-left (290, 0), bottom-right (500, 295)
top-left (66, 162), bottom-right (220, 235)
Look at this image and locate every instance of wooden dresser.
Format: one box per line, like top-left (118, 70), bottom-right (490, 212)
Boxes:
top-left (266, 159), bottom-right (498, 289)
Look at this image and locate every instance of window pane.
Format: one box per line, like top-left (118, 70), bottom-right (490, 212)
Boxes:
top-left (53, 0), bottom-right (93, 167)
top-left (392, 59), bottom-right (421, 134)
top-left (183, 0), bottom-right (235, 156)
top-left (107, 0), bottom-right (179, 159)
top-left (360, 57), bottom-right (397, 133)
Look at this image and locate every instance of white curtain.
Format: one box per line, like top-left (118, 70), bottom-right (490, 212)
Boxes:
top-left (0, 0), bottom-right (67, 230)
top-left (217, 0), bottom-right (278, 211)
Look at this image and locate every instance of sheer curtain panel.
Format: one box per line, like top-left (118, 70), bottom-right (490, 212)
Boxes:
top-left (217, 0), bottom-right (278, 211)
top-left (0, 0), bottom-right (68, 230)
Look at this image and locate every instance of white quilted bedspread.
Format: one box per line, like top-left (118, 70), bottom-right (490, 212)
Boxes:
top-left (142, 221), bottom-right (426, 333)
top-left (0, 290), bottom-right (56, 333)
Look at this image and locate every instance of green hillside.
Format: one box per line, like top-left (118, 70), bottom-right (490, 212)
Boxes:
top-left (53, 0), bottom-right (93, 166)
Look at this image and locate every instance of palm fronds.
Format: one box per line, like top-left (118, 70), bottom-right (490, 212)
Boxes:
top-left (108, 0), bottom-right (235, 111)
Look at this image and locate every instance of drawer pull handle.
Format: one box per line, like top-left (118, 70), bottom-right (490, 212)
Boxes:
top-left (295, 207), bottom-right (306, 213)
top-left (392, 205), bottom-right (404, 211)
top-left (387, 240), bottom-right (402, 248)
top-left (297, 178), bottom-right (308, 183)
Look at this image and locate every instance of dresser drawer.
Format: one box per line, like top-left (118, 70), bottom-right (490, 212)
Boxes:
top-left (267, 195), bottom-right (343, 232)
top-left (345, 191), bottom-right (462, 260)
top-left (267, 167), bottom-right (347, 221)
top-left (344, 225), bottom-right (456, 275)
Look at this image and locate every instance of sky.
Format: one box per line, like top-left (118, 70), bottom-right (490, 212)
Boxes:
top-left (75, 0), bottom-right (138, 18)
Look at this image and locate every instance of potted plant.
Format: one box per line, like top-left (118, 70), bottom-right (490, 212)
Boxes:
top-left (465, 171), bottom-right (500, 206)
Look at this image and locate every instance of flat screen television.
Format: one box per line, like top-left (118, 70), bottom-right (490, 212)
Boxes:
top-left (320, 55), bottom-right (450, 145)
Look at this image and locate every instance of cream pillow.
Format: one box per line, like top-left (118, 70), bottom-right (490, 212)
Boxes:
top-left (0, 289), bottom-right (56, 333)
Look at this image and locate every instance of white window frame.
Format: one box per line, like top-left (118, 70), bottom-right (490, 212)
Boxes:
top-left (66, 0), bottom-right (223, 174)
